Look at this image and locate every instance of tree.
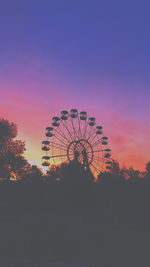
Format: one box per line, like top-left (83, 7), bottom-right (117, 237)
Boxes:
top-left (22, 165), bottom-right (43, 184)
top-left (0, 119), bottom-right (27, 180)
top-left (127, 167), bottom-right (140, 182)
top-left (146, 161), bottom-right (150, 175)
top-left (111, 159), bottom-right (120, 175)
top-left (144, 162), bottom-right (150, 186)
top-left (60, 160), bottom-right (94, 186)
top-left (46, 164), bottom-right (62, 183)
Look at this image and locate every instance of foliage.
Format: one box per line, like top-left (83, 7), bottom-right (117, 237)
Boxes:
top-left (146, 161), bottom-right (150, 174)
top-left (0, 119), bottom-right (27, 180)
top-left (22, 165), bottom-right (43, 184)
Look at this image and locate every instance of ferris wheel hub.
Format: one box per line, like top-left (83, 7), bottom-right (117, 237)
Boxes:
top-left (67, 139), bottom-right (93, 167)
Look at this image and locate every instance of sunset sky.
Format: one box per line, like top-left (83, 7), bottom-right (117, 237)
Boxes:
top-left (0, 1), bottom-right (150, 171)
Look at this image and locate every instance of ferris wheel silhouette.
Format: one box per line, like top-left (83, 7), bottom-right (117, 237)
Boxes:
top-left (42, 109), bottom-right (112, 175)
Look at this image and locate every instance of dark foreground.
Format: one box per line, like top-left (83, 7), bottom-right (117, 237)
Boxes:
top-left (0, 209), bottom-right (149, 267)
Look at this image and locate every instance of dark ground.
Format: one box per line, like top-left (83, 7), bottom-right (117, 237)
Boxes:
top-left (0, 209), bottom-right (149, 267)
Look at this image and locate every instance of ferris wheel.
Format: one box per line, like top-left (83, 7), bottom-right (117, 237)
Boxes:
top-left (42, 109), bottom-right (112, 175)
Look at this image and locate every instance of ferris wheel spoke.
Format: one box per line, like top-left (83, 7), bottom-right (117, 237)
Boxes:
top-left (89, 133), bottom-right (97, 144)
top-left (90, 163), bottom-right (101, 173)
top-left (60, 120), bottom-right (70, 140)
top-left (54, 134), bottom-right (68, 147)
top-left (88, 154), bottom-right (102, 163)
top-left (93, 156), bottom-right (104, 162)
top-left (53, 158), bottom-right (70, 167)
top-left (100, 165), bottom-right (106, 172)
top-left (49, 144), bottom-right (67, 152)
top-left (54, 127), bottom-right (71, 144)
top-left (92, 138), bottom-right (103, 148)
top-left (87, 126), bottom-right (96, 141)
top-left (71, 118), bottom-right (78, 140)
top-left (77, 117), bottom-right (82, 139)
top-left (61, 158), bottom-right (70, 165)
top-left (59, 125), bottom-right (72, 143)
top-left (55, 131), bottom-right (70, 145)
top-left (83, 120), bottom-right (88, 138)
top-left (50, 154), bottom-right (70, 158)
top-left (51, 141), bottom-right (56, 165)
top-left (92, 162), bottom-right (105, 172)
top-left (69, 147), bottom-right (76, 153)
top-left (95, 160), bottom-right (106, 171)
top-left (62, 120), bottom-right (74, 141)
top-left (50, 141), bottom-right (67, 149)
top-left (86, 149), bottom-right (104, 154)
top-left (87, 128), bottom-right (97, 141)
top-left (92, 139), bottom-right (101, 147)
top-left (86, 126), bottom-right (92, 140)
top-left (89, 157), bottom-right (104, 168)
top-left (93, 157), bottom-right (104, 162)
top-left (69, 144), bottom-right (76, 152)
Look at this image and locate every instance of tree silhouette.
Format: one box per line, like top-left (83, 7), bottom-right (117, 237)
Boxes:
top-left (0, 119), bottom-right (27, 180)
top-left (146, 161), bottom-right (150, 174)
top-left (59, 160), bottom-right (94, 186)
top-left (46, 164), bottom-right (62, 183)
top-left (111, 159), bottom-right (120, 175)
top-left (22, 165), bottom-right (43, 184)
top-left (127, 167), bottom-right (140, 182)
top-left (144, 161), bottom-right (150, 187)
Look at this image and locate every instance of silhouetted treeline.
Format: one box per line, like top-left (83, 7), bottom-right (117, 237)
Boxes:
top-left (0, 119), bottom-right (149, 220)
top-left (0, 161), bottom-right (149, 221)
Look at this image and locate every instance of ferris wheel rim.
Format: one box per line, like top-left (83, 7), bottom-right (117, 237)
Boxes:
top-left (42, 109), bottom-right (112, 175)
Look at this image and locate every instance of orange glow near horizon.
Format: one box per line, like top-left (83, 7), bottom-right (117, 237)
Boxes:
top-left (19, 111), bottom-right (149, 173)
top-left (0, 78), bottom-right (149, 173)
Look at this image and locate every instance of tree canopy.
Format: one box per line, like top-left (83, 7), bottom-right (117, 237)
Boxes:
top-left (0, 119), bottom-right (27, 180)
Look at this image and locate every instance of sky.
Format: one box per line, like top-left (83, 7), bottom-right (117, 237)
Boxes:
top-left (0, 0), bottom-right (150, 171)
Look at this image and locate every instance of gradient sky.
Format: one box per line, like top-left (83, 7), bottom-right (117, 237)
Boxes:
top-left (0, 0), bottom-right (150, 171)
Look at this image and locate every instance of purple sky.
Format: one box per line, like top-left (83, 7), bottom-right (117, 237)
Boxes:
top-left (0, 0), bottom-right (150, 170)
